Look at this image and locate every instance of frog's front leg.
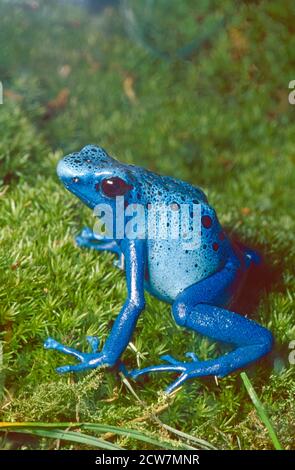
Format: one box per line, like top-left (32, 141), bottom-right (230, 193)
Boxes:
top-left (130, 256), bottom-right (273, 393)
top-left (76, 226), bottom-right (124, 269)
top-left (44, 239), bottom-right (146, 373)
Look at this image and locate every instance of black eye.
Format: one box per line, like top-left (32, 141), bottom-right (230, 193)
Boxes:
top-left (100, 177), bottom-right (133, 197)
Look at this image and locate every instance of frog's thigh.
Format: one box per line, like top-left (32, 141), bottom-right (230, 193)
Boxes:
top-left (172, 257), bottom-right (272, 351)
top-left (172, 255), bottom-right (239, 326)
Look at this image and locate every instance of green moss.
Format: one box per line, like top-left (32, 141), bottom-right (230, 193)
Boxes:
top-left (0, 0), bottom-right (294, 449)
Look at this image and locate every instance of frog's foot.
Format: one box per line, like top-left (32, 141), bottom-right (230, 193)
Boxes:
top-left (75, 227), bottom-right (123, 269)
top-left (75, 226), bottom-right (103, 249)
top-left (129, 352), bottom-right (202, 394)
top-left (44, 336), bottom-right (111, 373)
top-left (113, 253), bottom-right (125, 270)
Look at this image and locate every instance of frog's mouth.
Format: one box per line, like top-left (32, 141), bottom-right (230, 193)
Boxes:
top-left (63, 182), bottom-right (96, 210)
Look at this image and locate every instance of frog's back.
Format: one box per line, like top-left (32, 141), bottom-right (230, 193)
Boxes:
top-left (125, 164), bottom-right (207, 205)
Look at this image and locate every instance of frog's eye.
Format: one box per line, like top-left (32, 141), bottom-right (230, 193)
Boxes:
top-left (100, 177), bottom-right (133, 197)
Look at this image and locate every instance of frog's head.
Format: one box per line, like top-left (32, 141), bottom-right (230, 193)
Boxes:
top-left (57, 145), bottom-right (134, 209)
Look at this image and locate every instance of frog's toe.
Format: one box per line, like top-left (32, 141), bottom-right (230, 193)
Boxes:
top-left (44, 336), bottom-right (85, 360)
top-left (43, 335), bottom-right (108, 373)
top-left (86, 335), bottom-right (100, 353)
top-left (129, 352), bottom-right (203, 393)
top-left (159, 354), bottom-right (180, 365)
top-left (56, 361), bottom-right (97, 374)
top-left (75, 227), bottom-right (97, 247)
top-left (129, 358), bottom-right (186, 380)
top-left (165, 373), bottom-right (189, 394)
top-left (75, 234), bottom-right (92, 248)
top-left (185, 351), bottom-right (200, 362)
top-left (80, 226), bottom-right (94, 240)
top-left (44, 337), bottom-right (60, 350)
top-left (113, 254), bottom-right (125, 271)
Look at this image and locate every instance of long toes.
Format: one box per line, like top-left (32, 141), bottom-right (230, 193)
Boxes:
top-left (44, 337), bottom-right (86, 361)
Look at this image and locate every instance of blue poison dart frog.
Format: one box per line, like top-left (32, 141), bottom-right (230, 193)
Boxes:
top-left (44, 145), bottom-right (273, 393)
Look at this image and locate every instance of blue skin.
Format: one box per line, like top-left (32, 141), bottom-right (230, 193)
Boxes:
top-left (44, 145), bottom-right (273, 393)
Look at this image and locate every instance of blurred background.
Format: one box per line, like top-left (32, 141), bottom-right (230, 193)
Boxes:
top-left (1, 0), bottom-right (294, 183)
top-left (0, 0), bottom-right (294, 450)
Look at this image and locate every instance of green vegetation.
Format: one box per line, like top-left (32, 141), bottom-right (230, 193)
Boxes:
top-left (0, 0), bottom-right (294, 449)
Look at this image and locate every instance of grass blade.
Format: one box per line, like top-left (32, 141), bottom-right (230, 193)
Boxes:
top-left (5, 428), bottom-right (123, 450)
top-left (81, 423), bottom-right (182, 449)
top-left (0, 421), bottom-right (187, 450)
top-left (154, 421), bottom-right (217, 450)
top-left (240, 372), bottom-right (283, 450)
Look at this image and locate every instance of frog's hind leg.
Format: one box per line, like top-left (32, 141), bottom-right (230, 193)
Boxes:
top-left (130, 256), bottom-right (273, 393)
top-left (76, 226), bottom-right (124, 270)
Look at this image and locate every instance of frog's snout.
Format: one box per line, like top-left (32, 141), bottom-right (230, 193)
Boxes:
top-left (56, 158), bottom-right (66, 180)
top-left (57, 157), bottom-right (79, 184)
